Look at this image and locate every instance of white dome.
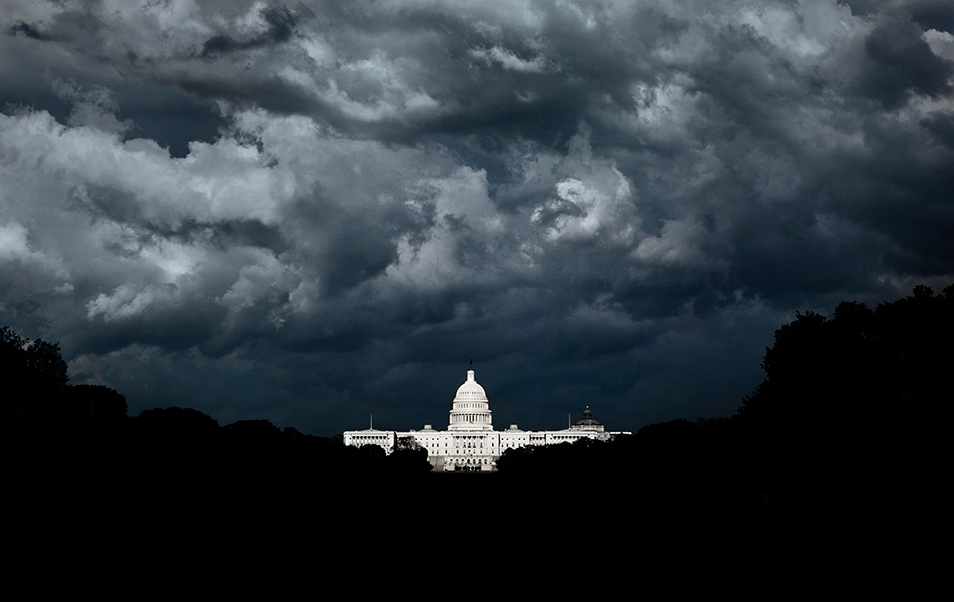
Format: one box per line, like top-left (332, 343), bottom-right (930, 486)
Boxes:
top-left (448, 364), bottom-right (493, 431)
top-left (455, 371), bottom-right (487, 400)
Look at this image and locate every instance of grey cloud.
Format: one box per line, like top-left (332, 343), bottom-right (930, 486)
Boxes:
top-left (861, 13), bottom-right (953, 108)
top-left (904, 0), bottom-right (954, 32)
top-left (921, 111), bottom-right (954, 149)
top-left (200, 4), bottom-right (301, 57)
top-left (8, 20), bottom-right (42, 39)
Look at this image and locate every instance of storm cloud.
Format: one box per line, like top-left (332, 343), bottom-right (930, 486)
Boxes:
top-left (1, 0), bottom-right (951, 434)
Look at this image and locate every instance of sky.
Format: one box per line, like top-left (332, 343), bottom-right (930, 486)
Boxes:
top-left (1, 0), bottom-right (952, 436)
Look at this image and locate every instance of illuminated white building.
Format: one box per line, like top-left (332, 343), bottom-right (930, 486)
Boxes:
top-left (343, 361), bottom-right (629, 471)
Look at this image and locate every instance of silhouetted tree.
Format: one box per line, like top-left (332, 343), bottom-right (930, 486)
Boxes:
top-left (738, 285), bottom-right (954, 505)
top-left (64, 384), bottom-right (127, 428)
top-left (1, 326), bottom-right (69, 424)
top-left (387, 441), bottom-right (432, 475)
top-left (134, 406), bottom-right (221, 441)
top-left (396, 435), bottom-right (423, 451)
top-left (126, 407), bottom-right (224, 501)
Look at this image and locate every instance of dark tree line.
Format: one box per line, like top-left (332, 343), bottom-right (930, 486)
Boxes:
top-left (496, 285), bottom-right (953, 511)
top-left (736, 284), bottom-right (952, 506)
top-left (2, 326), bottom-right (430, 511)
top-left (4, 284), bottom-right (950, 514)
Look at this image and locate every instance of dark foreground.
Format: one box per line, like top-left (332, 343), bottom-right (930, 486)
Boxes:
top-left (10, 467), bottom-right (946, 590)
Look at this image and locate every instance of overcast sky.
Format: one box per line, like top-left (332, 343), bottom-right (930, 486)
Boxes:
top-left (1, 0), bottom-right (952, 435)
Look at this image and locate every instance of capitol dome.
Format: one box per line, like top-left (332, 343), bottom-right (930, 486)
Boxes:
top-left (455, 374), bottom-right (487, 400)
top-left (448, 360), bottom-right (493, 431)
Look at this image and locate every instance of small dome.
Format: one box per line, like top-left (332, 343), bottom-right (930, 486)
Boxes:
top-left (574, 405), bottom-right (603, 427)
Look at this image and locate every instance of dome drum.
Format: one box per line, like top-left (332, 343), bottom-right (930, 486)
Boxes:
top-left (447, 364), bottom-right (493, 431)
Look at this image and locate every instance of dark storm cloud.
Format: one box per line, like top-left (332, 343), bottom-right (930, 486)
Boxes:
top-left (861, 13), bottom-right (953, 108)
top-left (921, 110), bottom-right (954, 149)
top-left (904, 0), bottom-right (954, 32)
top-left (9, 20), bottom-right (43, 40)
top-left (1, 0), bottom-right (952, 434)
top-left (200, 5), bottom-right (300, 56)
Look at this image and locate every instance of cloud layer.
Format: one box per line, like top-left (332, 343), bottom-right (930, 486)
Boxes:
top-left (2, 0), bottom-right (952, 434)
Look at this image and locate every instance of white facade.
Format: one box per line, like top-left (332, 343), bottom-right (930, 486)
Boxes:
top-left (343, 363), bottom-right (629, 471)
